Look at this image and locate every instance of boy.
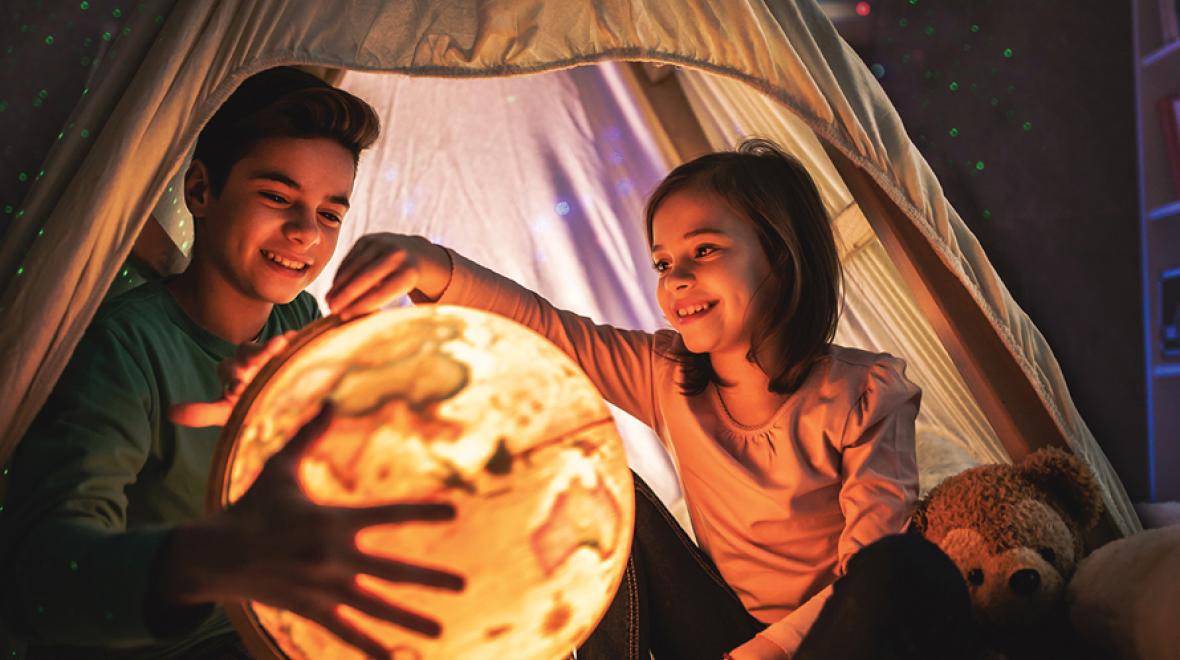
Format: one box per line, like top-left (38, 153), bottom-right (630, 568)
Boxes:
top-left (0, 67), bottom-right (462, 659)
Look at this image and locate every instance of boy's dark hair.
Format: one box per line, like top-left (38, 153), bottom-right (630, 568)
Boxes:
top-left (193, 67), bottom-right (380, 195)
top-left (645, 138), bottom-right (842, 396)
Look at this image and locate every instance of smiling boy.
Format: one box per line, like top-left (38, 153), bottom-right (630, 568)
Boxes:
top-left (0, 68), bottom-right (462, 659)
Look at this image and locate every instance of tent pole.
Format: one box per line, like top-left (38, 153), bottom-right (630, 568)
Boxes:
top-left (621, 62), bottom-right (711, 164)
top-left (824, 145), bottom-right (1122, 543)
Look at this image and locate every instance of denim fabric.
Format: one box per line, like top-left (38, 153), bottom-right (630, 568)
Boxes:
top-left (579, 473), bottom-right (982, 660)
top-left (578, 473), bottom-right (766, 660)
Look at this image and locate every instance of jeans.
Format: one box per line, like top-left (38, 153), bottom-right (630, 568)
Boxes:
top-left (578, 473), bottom-right (765, 660)
top-left (580, 473), bottom-right (981, 660)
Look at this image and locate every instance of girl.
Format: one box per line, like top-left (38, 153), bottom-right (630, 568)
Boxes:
top-left (331, 140), bottom-right (924, 659)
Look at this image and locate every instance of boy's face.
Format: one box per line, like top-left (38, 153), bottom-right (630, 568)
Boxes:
top-left (188, 136), bottom-right (355, 305)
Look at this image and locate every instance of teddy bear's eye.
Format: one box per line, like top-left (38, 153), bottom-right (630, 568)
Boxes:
top-left (1037, 547), bottom-right (1056, 564)
top-left (966, 568), bottom-right (984, 586)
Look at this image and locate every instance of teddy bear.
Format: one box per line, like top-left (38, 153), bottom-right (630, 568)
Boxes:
top-left (909, 447), bottom-right (1105, 660)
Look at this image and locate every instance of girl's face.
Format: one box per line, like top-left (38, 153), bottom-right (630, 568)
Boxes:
top-left (650, 188), bottom-right (773, 357)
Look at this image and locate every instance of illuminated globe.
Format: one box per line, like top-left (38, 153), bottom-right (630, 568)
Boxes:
top-left (208, 306), bottom-right (635, 659)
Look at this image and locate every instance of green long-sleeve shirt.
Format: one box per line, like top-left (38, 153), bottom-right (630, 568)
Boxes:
top-left (0, 280), bottom-right (320, 658)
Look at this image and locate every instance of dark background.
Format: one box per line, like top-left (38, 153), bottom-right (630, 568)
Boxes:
top-left (0, 1), bottom-right (1150, 499)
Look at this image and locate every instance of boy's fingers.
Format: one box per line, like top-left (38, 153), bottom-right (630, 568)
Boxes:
top-left (334, 586), bottom-right (443, 639)
top-left (168, 400), bottom-right (233, 428)
top-left (302, 605), bottom-right (391, 659)
top-left (279, 401), bottom-right (335, 459)
top-left (335, 268), bottom-right (418, 321)
top-left (329, 249), bottom-right (409, 315)
top-left (341, 501), bottom-right (457, 527)
top-left (349, 551), bottom-right (465, 591)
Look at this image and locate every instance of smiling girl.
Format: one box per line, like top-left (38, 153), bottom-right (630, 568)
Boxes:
top-left (324, 139), bottom-right (922, 659)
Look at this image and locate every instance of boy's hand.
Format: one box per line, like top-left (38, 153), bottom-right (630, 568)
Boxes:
top-left (158, 403), bottom-right (464, 657)
top-left (168, 331), bottom-right (295, 428)
top-left (326, 233), bottom-right (452, 320)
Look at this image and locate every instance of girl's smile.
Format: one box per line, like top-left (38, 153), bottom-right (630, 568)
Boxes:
top-left (650, 188), bottom-right (772, 358)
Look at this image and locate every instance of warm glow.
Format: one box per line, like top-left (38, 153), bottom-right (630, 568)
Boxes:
top-left (210, 306), bottom-right (635, 659)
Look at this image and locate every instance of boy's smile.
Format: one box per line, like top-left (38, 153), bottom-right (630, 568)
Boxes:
top-left (650, 189), bottom-right (772, 359)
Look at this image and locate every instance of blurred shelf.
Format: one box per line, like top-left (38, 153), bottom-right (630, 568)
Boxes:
top-left (1149, 200), bottom-right (1180, 220)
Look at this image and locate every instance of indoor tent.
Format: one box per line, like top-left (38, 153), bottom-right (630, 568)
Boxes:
top-left (0, 0), bottom-right (1140, 537)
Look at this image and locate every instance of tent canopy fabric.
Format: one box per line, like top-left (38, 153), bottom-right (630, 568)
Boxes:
top-left (0, 0), bottom-right (1140, 536)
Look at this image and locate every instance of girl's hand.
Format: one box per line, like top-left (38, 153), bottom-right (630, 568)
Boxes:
top-left (167, 331), bottom-right (296, 429)
top-left (727, 635), bottom-right (791, 660)
top-left (326, 233), bottom-right (452, 321)
top-left (157, 403), bottom-right (465, 657)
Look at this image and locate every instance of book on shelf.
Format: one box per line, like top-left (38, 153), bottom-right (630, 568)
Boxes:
top-left (1157, 94), bottom-right (1180, 199)
top-left (1162, 0), bottom-right (1180, 43)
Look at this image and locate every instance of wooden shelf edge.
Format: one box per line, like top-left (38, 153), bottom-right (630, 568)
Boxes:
top-left (1143, 37), bottom-right (1180, 66)
top-left (1148, 200), bottom-right (1180, 220)
top-left (1155, 362), bottom-right (1180, 378)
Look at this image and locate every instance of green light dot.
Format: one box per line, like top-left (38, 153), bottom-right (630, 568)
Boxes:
top-left (949, 128), bottom-right (959, 137)
top-left (1022, 121), bottom-right (1032, 131)
top-left (81, 129), bottom-right (91, 139)
top-left (17, 172), bottom-right (27, 183)
top-left (1003, 48), bottom-right (1014, 58)
top-left (16, 267), bottom-right (25, 277)
top-left (113, 7), bottom-right (123, 17)
top-left (44, 35), bottom-right (55, 45)
top-left (971, 24), bottom-right (980, 33)
top-left (80, 0), bottom-right (89, 8)
top-left (38, 170), bottom-right (44, 178)
top-left (3, 205), bottom-right (12, 214)
top-left (924, 25), bottom-right (935, 36)
top-left (68, 560), bottom-right (78, 571)
top-left (1, 467), bottom-right (7, 475)
top-left (82, 87), bottom-right (89, 95)
top-left (948, 81), bottom-right (959, 92)
top-left (102, 31), bottom-right (112, 41)
top-left (181, 241), bottom-right (190, 250)
top-left (982, 209), bottom-right (992, 220)
top-left (16, 209), bottom-right (24, 218)
top-left (38, 89), bottom-right (48, 99)
top-left (122, 27), bottom-right (131, 36)
top-left (121, 268), bottom-right (129, 278)
top-left (899, 18), bottom-right (908, 27)
top-left (975, 161), bottom-right (985, 171)
top-left (37, 228), bottom-right (44, 236)
top-left (908, 0), bottom-right (918, 4)
top-left (19, 24), bottom-right (29, 33)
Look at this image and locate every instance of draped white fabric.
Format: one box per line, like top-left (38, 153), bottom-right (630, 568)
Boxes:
top-left (309, 66), bottom-right (686, 507)
top-left (0, 0), bottom-right (1139, 533)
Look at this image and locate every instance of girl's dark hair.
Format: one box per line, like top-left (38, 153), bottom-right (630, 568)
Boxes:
top-left (645, 138), bottom-right (842, 395)
top-left (194, 69), bottom-right (381, 195)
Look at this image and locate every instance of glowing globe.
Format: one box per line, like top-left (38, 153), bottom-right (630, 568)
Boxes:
top-left (208, 306), bottom-right (635, 659)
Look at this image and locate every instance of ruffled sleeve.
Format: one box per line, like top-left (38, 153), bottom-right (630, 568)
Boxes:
top-left (835, 354), bottom-right (921, 571)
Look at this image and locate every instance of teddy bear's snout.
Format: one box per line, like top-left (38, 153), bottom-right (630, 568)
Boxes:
top-left (1008, 568), bottom-right (1041, 595)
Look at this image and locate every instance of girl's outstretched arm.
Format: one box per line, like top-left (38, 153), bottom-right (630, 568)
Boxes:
top-left (327, 233), bottom-right (661, 429)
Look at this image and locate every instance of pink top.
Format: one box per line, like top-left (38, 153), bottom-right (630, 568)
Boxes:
top-left (436, 251), bottom-right (920, 654)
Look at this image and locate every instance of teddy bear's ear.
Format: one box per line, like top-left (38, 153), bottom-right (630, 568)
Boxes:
top-left (1019, 447), bottom-right (1103, 529)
